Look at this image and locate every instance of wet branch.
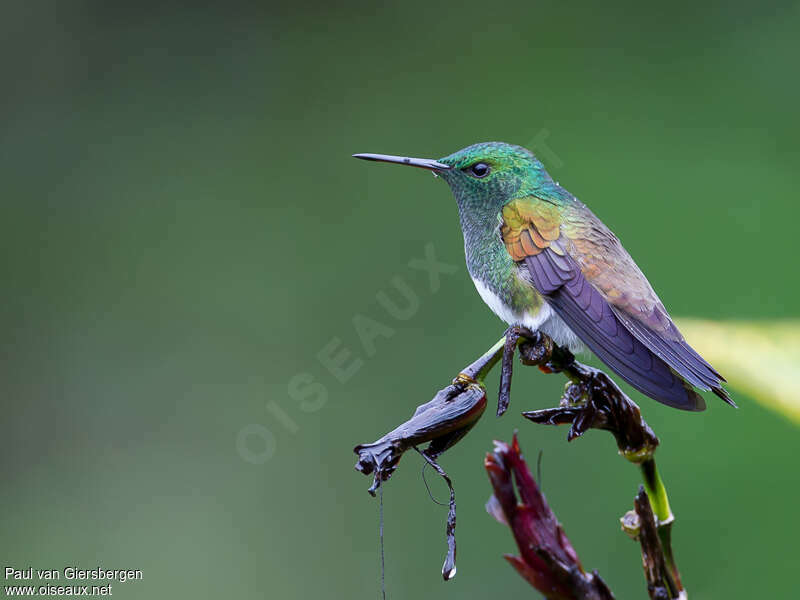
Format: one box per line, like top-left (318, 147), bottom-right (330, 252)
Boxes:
top-left (353, 329), bottom-right (687, 598)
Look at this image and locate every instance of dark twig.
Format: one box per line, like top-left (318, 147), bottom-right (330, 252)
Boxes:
top-left (621, 486), bottom-right (681, 600)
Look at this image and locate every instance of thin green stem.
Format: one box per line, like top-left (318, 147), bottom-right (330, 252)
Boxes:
top-left (461, 336), bottom-right (506, 383)
top-left (640, 459), bottom-right (672, 523)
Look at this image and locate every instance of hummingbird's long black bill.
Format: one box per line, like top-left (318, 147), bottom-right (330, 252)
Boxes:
top-left (353, 153), bottom-right (451, 171)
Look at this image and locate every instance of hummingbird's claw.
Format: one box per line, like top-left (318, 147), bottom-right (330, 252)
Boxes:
top-left (498, 326), bottom-right (550, 417)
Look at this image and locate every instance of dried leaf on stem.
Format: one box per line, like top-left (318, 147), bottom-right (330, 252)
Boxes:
top-left (485, 434), bottom-right (615, 600)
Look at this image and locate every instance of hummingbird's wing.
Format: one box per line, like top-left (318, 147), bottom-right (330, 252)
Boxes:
top-left (501, 196), bottom-right (731, 411)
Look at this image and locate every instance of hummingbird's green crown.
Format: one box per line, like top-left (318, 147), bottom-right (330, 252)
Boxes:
top-left (438, 141), bottom-right (538, 171)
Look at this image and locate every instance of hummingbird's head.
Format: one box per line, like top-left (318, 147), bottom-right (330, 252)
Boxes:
top-left (353, 142), bottom-right (553, 213)
top-left (435, 142), bottom-right (551, 208)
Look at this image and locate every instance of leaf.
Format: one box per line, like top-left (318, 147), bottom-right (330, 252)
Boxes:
top-left (676, 319), bottom-right (800, 424)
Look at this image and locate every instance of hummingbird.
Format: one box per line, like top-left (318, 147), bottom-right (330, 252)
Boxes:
top-left (354, 142), bottom-right (733, 412)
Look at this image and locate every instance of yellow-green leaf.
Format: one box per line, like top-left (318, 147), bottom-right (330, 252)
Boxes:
top-left (676, 319), bottom-right (800, 424)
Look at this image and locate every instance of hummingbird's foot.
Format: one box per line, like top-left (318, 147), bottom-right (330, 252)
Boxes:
top-left (518, 333), bottom-right (578, 374)
top-left (499, 326), bottom-right (583, 417)
top-left (498, 325), bottom-right (542, 417)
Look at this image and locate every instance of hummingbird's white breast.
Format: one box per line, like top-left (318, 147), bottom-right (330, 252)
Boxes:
top-left (471, 277), bottom-right (586, 354)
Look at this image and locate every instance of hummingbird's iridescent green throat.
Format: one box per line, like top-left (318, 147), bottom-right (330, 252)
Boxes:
top-left (353, 142), bottom-right (733, 412)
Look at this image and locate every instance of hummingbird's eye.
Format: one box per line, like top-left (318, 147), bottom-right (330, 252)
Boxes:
top-left (467, 162), bottom-right (490, 178)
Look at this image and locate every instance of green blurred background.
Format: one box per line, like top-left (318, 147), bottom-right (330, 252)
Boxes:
top-left (2, 1), bottom-right (799, 598)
